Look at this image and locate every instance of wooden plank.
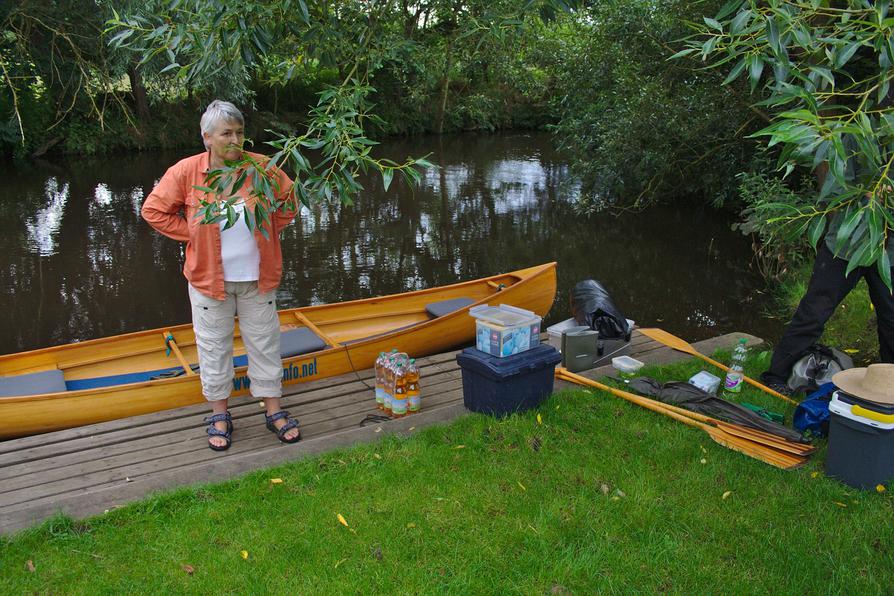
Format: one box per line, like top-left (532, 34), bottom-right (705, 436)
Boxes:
top-left (0, 402), bottom-right (470, 536)
top-left (0, 385), bottom-right (467, 509)
top-left (0, 363), bottom-right (465, 476)
top-left (0, 330), bottom-right (762, 536)
top-left (0, 349), bottom-right (465, 461)
top-left (0, 376), bottom-right (465, 492)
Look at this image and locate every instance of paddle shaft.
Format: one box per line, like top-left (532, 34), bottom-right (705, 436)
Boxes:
top-left (162, 332), bottom-right (195, 376)
top-left (637, 328), bottom-right (798, 406)
top-left (555, 369), bottom-right (808, 467)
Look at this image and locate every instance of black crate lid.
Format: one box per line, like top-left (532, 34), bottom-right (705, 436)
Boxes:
top-left (456, 344), bottom-right (561, 381)
top-left (835, 390), bottom-right (894, 415)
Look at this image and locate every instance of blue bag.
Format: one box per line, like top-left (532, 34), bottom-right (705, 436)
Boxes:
top-left (792, 382), bottom-right (836, 437)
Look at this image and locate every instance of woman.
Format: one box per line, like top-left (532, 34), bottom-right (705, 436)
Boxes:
top-left (142, 100), bottom-right (301, 450)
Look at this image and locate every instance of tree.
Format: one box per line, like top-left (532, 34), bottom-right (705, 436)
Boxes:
top-left (106, 0), bottom-right (574, 226)
top-left (682, 0), bottom-right (894, 288)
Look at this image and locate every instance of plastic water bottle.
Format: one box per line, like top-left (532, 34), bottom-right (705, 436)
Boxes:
top-left (406, 359), bottom-right (421, 414)
top-left (391, 360), bottom-right (409, 417)
top-left (723, 338), bottom-right (748, 394)
top-left (374, 352), bottom-right (386, 410)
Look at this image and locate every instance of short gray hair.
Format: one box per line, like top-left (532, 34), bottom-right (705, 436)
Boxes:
top-left (200, 100), bottom-right (244, 147)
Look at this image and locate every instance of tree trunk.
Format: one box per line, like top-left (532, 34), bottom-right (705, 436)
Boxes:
top-left (128, 64), bottom-right (150, 123)
top-left (438, 35), bottom-right (454, 135)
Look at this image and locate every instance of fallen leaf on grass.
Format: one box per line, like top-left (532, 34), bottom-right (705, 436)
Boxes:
top-left (517, 481), bottom-right (527, 492)
top-left (811, 472), bottom-right (820, 478)
top-left (373, 453), bottom-right (382, 460)
top-left (537, 414), bottom-right (542, 425)
top-left (240, 550), bottom-right (249, 560)
top-left (270, 478), bottom-right (283, 485)
top-left (26, 560), bottom-right (35, 573)
top-left (555, 405), bottom-right (560, 411)
top-left (610, 496), bottom-right (620, 501)
top-left (877, 484), bottom-right (887, 493)
top-left (181, 564), bottom-right (194, 575)
top-left (700, 446), bottom-right (707, 454)
top-left (700, 458), bottom-right (707, 465)
top-left (722, 491), bottom-right (732, 500)
top-left (600, 483), bottom-right (610, 495)
top-left (335, 558), bottom-right (347, 569)
top-left (406, 522), bottom-right (416, 529)
top-left (614, 489), bottom-right (626, 498)
top-left (843, 348), bottom-right (860, 354)
top-left (453, 445), bottom-right (465, 450)
top-left (834, 502), bottom-right (847, 508)
top-left (337, 513), bottom-right (350, 527)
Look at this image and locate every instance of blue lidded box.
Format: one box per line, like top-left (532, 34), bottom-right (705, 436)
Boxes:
top-left (456, 344), bottom-right (562, 417)
top-left (470, 304), bottom-right (541, 358)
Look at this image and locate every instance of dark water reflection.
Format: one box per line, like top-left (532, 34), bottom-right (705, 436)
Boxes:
top-left (0, 132), bottom-right (778, 355)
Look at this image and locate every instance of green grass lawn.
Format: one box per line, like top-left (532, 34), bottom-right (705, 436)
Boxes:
top-left (2, 353), bottom-right (893, 593)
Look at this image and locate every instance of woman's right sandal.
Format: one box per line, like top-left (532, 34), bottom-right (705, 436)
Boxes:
top-left (265, 410), bottom-right (301, 444)
top-left (205, 411), bottom-right (233, 451)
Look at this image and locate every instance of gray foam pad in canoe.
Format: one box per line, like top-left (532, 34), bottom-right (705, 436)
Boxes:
top-left (0, 369), bottom-right (67, 397)
top-left (425, 297), bottom-right (475, 318)
top-left (280, 327), bottom-right (328, 358)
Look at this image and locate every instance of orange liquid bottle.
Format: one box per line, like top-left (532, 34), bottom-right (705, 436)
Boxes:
top-left (391, 361), bottom-right (408, 418)
top-left (406, 358), bottom-right (421, 414)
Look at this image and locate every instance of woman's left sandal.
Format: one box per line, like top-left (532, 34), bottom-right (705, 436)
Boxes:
top-left (265, 410), bottom-right (301, 444)
top-left (205, 411), bottom-right (233, 451)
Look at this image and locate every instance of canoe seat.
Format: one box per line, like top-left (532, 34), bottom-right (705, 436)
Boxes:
top-left (280, 327), bottom-right (328, 357)
top-left (425, 297), bottom-right (476, 318)
top-left (0, 369), bottom-right (67, 397)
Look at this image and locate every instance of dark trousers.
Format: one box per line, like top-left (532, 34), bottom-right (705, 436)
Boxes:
top-left (763, 243), bottom-right (894, 383)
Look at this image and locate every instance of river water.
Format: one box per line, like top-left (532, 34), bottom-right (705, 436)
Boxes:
top-left (0, 131), bottom-right (779, 356)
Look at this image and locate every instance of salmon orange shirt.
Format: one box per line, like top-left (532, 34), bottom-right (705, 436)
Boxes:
top-left (141, 151), bottom-right (297, 300)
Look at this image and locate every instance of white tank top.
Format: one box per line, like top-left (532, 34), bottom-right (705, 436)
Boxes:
top-left (219, 201), bottom-right (260, 281)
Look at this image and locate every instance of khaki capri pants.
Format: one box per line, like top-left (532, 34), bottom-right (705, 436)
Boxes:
top-left (188, 282), bottom-right (282, 402)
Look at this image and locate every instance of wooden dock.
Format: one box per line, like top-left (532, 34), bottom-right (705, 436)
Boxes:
top-left (0, 329), bottom-right (761, 535)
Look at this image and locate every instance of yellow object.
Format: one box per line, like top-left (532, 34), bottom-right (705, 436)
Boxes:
top-left (270, 478), bottom-right (283, 484)
top-left (240, 550), bottom-right (249, 560)
top-left (0, 263), bottom-right (556, 439)
top-left (851, 405), bottom-right (894, 424)
top-left (337, 513), bottom-right (349, 527)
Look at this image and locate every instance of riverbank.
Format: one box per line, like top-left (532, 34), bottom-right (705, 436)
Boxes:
top-left (1, 351), bottom-right (891, 593)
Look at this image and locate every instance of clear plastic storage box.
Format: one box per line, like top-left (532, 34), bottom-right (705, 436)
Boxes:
top-left (470, 304), bottom-right (542, 358)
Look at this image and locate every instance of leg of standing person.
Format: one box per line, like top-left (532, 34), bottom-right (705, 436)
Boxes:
top-left (864, 262), bottom-right (894, 363)
top-left (762, 243), bottom-right (863, 386)
top-left (188, 284), bottom-right (237, 449)
top-left (235, 282), bottom-right (300, 442)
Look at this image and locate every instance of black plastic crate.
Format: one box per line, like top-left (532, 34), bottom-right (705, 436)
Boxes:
top-left (825, 392), bottom-right (894, 489)
top-left (456, 344), bottom-right (562, 418)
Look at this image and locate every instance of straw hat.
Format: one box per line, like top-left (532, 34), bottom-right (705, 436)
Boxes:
top-left (832, 364), bottom-right (894, 405)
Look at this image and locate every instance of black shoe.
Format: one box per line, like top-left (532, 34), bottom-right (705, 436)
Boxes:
top-left (764, 380), bottom-right (794, 398)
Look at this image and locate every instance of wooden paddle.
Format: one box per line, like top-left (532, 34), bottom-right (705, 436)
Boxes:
top-left (555, 368), bottom-right (806, 469)
top-left (555, 369), bottom-right (814, 456)
top-left (162, 331), bottom-right (195, 376)
top-left (637, 328), bottom-right (798, 406)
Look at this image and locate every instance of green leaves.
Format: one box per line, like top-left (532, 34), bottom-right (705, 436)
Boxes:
top-left (195, 82), bottom-right (435, 231)
top-left (678, 0), bottom-right (894, 289)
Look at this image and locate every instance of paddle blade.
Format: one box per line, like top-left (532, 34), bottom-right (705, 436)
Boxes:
top-left (707, 429), bottom-right (807, 470)
top-left (637, 328), bottom-right (698, 355)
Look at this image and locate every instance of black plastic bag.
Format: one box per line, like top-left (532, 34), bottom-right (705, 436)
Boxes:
top-left (571, 279), bottom-right (630, 340)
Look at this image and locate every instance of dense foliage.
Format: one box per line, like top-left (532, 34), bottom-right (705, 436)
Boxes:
top-left (548, 1), bottom-right (768, 211)
top-left (685, 0), bottom-right (894, 286)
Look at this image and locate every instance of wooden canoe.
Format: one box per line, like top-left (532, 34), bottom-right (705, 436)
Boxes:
top-left (0, 262), bottom-right (557, 439)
